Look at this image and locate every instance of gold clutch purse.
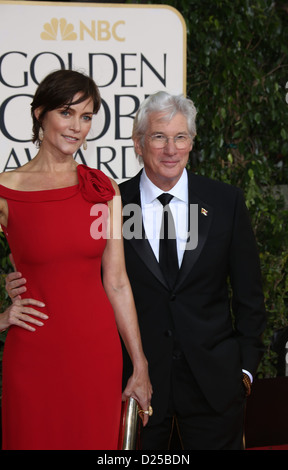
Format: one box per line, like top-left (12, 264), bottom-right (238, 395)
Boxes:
top-left (118, 397), bottom-right (141, 450)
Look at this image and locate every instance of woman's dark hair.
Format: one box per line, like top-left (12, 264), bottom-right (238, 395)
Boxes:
top-left (31, 69), bottom-right (101, 146)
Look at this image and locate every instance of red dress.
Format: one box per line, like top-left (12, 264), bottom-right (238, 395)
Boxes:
top-left (0, 165), bottom-right (122, 450)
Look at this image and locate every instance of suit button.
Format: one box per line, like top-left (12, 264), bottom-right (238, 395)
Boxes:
top-left (165, 329), bottom-right (173, 337)
top-left (170, 294), bottom-right (176, 301)
top-left (172, 350), bottom-right (183, 360)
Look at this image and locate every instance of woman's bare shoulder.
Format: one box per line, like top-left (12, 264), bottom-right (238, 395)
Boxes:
top-left (0, 162), bottom-right (34, 189)
top-left (0, 170), bottom-right (17, 187)
top-left (0, 169), bottom-right (23, 189)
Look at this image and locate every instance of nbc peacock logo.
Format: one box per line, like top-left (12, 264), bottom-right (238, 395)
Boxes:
top-left (40, 17), bottom-right (126, 41)
top-left (41, 18), bottom-right (77, 40)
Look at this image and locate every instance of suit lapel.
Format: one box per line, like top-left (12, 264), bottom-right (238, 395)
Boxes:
top-left (176, 172), bottom-right (213, 289)
top-left (121, 171), bottom-right (168, 288)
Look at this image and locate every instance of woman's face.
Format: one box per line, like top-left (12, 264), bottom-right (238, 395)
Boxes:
top-left (35, 93), bottom-right (94, 156)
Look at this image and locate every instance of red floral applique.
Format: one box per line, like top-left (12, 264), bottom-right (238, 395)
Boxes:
top-left (77, 164), bottom-right (115, 203)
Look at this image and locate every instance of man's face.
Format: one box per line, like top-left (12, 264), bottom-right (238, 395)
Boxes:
top-left (134, 112), bottom-right (193, 191)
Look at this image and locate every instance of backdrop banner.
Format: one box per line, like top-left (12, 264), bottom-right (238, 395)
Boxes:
top-left (0, 1), bottom-right (186, 181)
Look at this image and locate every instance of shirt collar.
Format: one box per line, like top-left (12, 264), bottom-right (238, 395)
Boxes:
top-left (140, 168), bottom-right (188, 204)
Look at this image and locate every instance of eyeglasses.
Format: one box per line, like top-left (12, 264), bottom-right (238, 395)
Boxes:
top-left (147, 133), bottom-right (192, 149)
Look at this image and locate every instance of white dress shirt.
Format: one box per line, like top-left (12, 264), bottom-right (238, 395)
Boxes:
top-left (140, 169), bottom-right (189, 267)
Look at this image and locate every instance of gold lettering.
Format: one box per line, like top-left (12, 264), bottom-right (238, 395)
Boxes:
top-left (98, 21), bottom-right (111, 41)
top-left (79, 20), bottom-right (96, 40)
top-left (78, 20), bottom-right (126, 41)
top-left (112, 21), bottom-right (125, 42)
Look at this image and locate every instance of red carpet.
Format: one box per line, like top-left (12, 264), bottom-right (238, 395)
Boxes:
top-left (245, 377), bottom-right (288, 450)
top-left (247, 444), bottom-right (288, 450)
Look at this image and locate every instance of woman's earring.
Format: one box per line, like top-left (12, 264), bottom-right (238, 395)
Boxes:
top-left (39, 127), bottom-right (44, 141)
top-left (83, 139), bottom-right (87, 151)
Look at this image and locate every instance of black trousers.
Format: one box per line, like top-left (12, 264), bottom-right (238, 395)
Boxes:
top-left (141, 352), bottom-right (246, 450)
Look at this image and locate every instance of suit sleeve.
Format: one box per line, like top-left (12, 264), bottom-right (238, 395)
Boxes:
top-left (229, 189), bottom-right (266, 376)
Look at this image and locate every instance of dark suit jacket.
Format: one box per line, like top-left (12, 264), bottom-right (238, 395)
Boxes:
top-left (119, 170), bottom-right (266, 424)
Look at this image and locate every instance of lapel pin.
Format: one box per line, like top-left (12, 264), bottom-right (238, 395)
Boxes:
top-left (201, 207), bottom-right (208, 216)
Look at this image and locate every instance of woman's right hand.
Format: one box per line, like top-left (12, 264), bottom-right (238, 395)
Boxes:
top-left (0, 298), bottom-right (47, 332)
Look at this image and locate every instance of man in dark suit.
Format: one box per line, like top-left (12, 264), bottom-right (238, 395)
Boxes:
top-left (119, 91), bottom-right (266, 449)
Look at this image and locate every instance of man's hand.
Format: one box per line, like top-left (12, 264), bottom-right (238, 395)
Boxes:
top-left (5, 271), bottom-right (27, 301)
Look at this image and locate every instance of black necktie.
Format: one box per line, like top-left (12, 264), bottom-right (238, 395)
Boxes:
top-left (157, 193), bottom-right (179, 289)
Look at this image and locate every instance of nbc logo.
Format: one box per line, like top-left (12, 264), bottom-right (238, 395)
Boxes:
top-left (40, 18), bottom-right (125, 41)
top-left (41, 18), bottom-right (77, 40)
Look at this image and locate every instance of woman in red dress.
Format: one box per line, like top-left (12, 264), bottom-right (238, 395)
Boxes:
top-left (0, 69), bottom-right (152, 450)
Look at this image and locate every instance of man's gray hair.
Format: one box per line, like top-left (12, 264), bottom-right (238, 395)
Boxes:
top-left (132, 91), bottom-right (197, 158)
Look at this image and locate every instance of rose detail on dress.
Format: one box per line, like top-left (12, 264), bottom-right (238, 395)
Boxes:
top-left (77, 164), bottom-right (115, 203)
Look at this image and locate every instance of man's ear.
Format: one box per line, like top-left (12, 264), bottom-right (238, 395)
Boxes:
top-left (134, 139), bottom-right (143, 157)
